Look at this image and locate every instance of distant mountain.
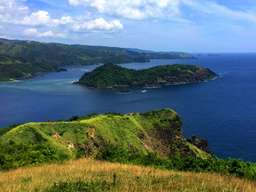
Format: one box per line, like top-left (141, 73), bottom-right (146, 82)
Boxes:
top-left (0, 38), bottom-right (194, 81)
top-left (78, 63), bottom-right (217, 89)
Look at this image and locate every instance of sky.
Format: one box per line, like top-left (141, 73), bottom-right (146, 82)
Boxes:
top-left (1, 0), bottom-right (256, 52)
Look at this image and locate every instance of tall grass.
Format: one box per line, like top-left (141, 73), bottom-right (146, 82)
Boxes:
top-left (0, 158), bottom-right (255, 192)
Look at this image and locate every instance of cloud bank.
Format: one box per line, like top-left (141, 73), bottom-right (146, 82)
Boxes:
top-left (0, 0), bottom-right (124, 39)
top-left (0, 0), bottom-right (256, 51)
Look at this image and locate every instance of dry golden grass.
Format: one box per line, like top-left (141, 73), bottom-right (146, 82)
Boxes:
top-left (0, 158), bottom-right (255, 192)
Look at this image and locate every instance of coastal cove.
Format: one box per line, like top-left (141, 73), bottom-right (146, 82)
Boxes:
top-left (1, 55), bottom-right (256, 162)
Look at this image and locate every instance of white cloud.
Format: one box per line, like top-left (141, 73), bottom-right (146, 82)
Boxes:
top-left (68, 0), bottom-right (256, 23)
top-left (0, 0), bottom-right (29, 23)
top-left (73, 18), bottom-right (123, 32)
top-left (23, 28), bottom-right (65, 38)
top-left (68, 0), bottom-right (182, 20)
top-left (68, 0), bottom-right (81, 6)
top-left (21, 11), bottom-right (123, 32)
top-left (21, 11), bottom-right (75, 26)
top-left (0, 0), bottom-right (123, 36)
top-left (22, 10), bottom-right (55, 26)
top-left (22, 16), bottom-right (123, 38)
top-left (59, 16), bottom-right (74, 25)
top-left (19, 9), bottom-right (123, 32)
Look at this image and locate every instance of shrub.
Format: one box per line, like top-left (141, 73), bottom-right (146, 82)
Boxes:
top-left (45, 180), bottom-right (111, 192)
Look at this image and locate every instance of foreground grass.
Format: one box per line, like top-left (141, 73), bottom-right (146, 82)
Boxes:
top-left (0, 159), bottom-right (255, 192)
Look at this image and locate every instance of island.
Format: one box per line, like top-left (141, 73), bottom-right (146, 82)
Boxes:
top-left (77, 63), bottom-right (217, 89)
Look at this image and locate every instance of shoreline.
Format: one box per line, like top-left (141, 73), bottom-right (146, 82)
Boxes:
top-left (0, 58), bottom-right (197, 83)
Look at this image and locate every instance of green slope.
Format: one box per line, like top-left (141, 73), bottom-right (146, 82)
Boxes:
top-left (0, 109), bottom-right (209, 169)
top-left (0, 55), bottom-right (58, 81)
top-left (0, 109), bottom-right (255, 180)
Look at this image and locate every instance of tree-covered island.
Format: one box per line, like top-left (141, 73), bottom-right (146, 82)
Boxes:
top-left (78, 63), bottom-right (217, 89)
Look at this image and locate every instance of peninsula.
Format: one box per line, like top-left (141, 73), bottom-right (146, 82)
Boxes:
top-left (0, 38), bottom-right (193, 81)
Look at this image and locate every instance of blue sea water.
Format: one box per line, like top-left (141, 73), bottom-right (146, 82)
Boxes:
top-left (1, 54), bottom-right (256, 161)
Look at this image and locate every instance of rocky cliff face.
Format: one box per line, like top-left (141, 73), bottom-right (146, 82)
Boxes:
top-left (188, 136), bottom-right (210, 153)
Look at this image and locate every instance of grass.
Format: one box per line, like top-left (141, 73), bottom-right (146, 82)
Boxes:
top-left (0, 158), bottom-right (255, 192)
top-left (186, 142), bottom-right (211, 160)
top-left (46, 180), bottom-right (111, 192)
top-left (1, 109), bottom-right (256, 180)
top-left (0, 109), bottom-right (192, 170)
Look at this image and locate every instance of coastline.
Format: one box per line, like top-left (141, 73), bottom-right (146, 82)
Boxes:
top-left (0, 58), bottom-right (197, 83)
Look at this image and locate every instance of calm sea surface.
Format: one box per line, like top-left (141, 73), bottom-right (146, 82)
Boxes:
top-left (1, 54), bottom-right (256, 161)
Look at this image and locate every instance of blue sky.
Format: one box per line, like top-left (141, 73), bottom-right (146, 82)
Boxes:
top-left (1, 0), bottom-right (256, 52)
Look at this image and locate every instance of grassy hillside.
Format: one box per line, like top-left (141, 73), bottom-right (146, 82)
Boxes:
top-left (0, 109), bottom-right (256, 180)
top-left (0, 38), bottom-right (193, 81)
top-left (0, 109), bottom-right (209, 169)
top-left (0, 158), bottom-right (255, 192)
top-left (78, 63), bottom-right (217, 89)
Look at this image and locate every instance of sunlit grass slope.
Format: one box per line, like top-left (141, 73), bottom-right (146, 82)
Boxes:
top-left (1, 108), bottom-right (256, 181)
top-left (0, 158), bottom-right (255, 192)
top-left (0, 109), bottom-right (209, 170)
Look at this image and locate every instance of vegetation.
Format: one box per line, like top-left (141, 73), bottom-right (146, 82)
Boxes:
top-left (0, 109), bottom-right (200, 169)
top-left (0, 109), bottom-right (256, 181)
top-left (78, 63), bottom-right (217, 89)
top-left (46, 180), bottom-right (111, 192)
top-left (0, 158), bottom-right (255, 192)
top-left (0, 54), bottom-right (58, 81)
top-left (0, 38), bottom-right (193, 81)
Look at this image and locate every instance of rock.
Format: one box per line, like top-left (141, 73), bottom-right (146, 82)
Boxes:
top-left (188, 136), bottom-right (210, 153)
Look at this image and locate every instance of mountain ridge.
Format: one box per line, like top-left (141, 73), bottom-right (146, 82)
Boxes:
top-left (0, 38), bottom-right (194, 81)
top-left (0, 109), bottom-right (209, 170)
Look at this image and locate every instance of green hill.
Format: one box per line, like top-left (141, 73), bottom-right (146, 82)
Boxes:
top-left (0, 109), bottom-right (256, 180)
top-left (0, 38), bottom-right (193, 81)
top-left (0, 54), bottom-right (58, 81)
top-left (0, 109), bottom-right (209, 169)
top-left (78, 63), bottom-right (217, 89)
